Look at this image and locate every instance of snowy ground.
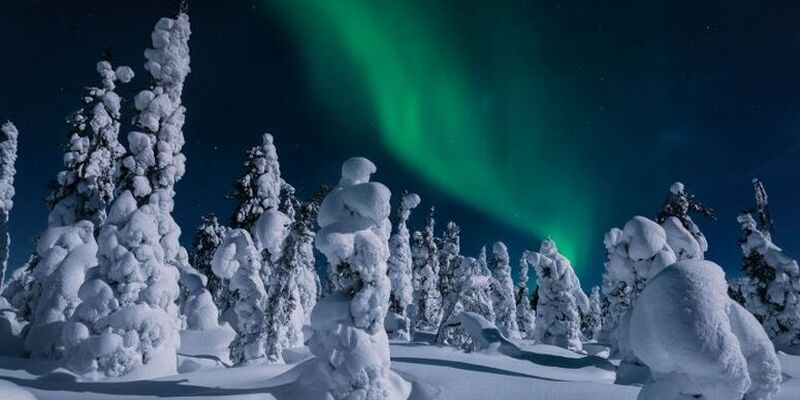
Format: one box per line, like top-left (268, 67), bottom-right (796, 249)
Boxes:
top-left (1, 330), bottom-right (799, 400)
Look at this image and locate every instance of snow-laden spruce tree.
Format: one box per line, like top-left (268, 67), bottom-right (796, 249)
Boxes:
top-left (515, 253), bottom-right (536, 339)
top-left (64, 13), bottom-right (195, 379)
top-left (437, 255), bottom-right (496, 350)
top-left (489, 242), bottom-right (521, 340)
top-left (211, 228), bottom-right (269, 365)
top-left (655, 182), bottom-right (716, 259)
top-left (386, 191), bottom-right (420, 340)
top-left (528, 238), bottom-right (588, 352)
top-left (260, 198), bottom-right (322, 363)
top-left (189, 215), bottom-right (228, 314)
top-left (229, 133), bottom-right (294, 232)
top-left (600, 216), bottom-right (676, 347)
top-left (412, 207), bottom-right (442, 332)
top-left (47, 61), bottom-right (133, 229)
top-left (737, 181), bottom-right (800, 353)
top-left (305, 157), bottom-right (408, 400)
top-left (630, 259), bottom-right (780, 400)
top-left (0, 121), bottom-right (18, 288)
top-left (437, 220), bottom-right (460, 307)
top-left (582, 286), bottom-right (602, 341)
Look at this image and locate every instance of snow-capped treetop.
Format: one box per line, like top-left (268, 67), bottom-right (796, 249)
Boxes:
top-left (0, 122), bottom-right (18, 213)
top-left (143, 13), bottom-right (191, 98)
top-left (746, 178), bottom-right (774, 239)
top-left (230, 133), bottom-right (294, 231)
top-left (656, 181), bottom-right (715, 253)
top-left (388, 191), bottom-right (421, 323)
top-left (339, 156), bottom-right (376, 186)
top-left (47, 61), bottom-right (132, 228)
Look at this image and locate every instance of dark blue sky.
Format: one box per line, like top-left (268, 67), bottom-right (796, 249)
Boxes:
top-left (2, 0), bottom-right (800, 288)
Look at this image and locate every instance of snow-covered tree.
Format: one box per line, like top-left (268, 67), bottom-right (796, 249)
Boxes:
top-left (629, 259), bottom-right (780, 400)
top-left (386, 191), bottom-right (420, 341)
top-left (437, 255), bottom-right (496, 350)
top-left (307, 157), bottom-right (405, 400)
top-left (600, 216), bottom-right (676, 346)
top-left (211, 229), bottom-right (268, 365)
top-left (528, 238), bottom-right (588, 352)
top-left (412, 207), bottom-right (442, 332)
top-left (582, 286), bottom-right (602, 341)
top-left (288, 195), bottom-right (322, 324)
top-left (489, 242), bottom-right (520, 340)
top-left (737, 181), bottom-right (800, 353)
top-left (655, 182), bottom-right (715, 258)
top-left (190, 215), bottom-right (228, 313)
top-left (47, 61), bottom-right (133, 229)
top-left (0, 121), bottom-right (18, 288)
top-left (64, 13), bottom-right (193, 379)
top-left (515, 253), bottom-right (536, 339)
top-left (229, 133), bottom-right (294, 232)
top-left (437, 220), bottom-right (460, 306)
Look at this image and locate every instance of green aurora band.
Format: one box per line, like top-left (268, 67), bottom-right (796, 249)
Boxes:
top-left (268, 0), bottom-right (596, 269)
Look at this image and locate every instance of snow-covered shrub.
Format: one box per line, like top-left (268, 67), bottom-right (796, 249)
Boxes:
top-left (489, 242), bottom-right (520, 340)
top-left (630, 259), bottom-right (781, 400)
top-left (655, 181), bottom-right (715, 257)
top-left (0, 121), bottom-right (18, 287)
top-left (600, 216), bottom-right (676, 346)
top-left (582, 286), bottom-right (602, 341)
top-left (411, 208), bottom-right (442, 333)
top-left (515, 253), bottom-right (536, 339)
top-left (738, 211), bottom-right (800, 353)
top-left (528, 238), bottom-right (588, 352)
top-left (64, 13), bottom-right (192, 379)
top-left (211, 228), bottom-right (269, 365)
top-left (47, 61), bottom-right (132, 229)
top-left (308, 157), bottom-right (404, 400)
top-left (229, 133), bottom-right (294, 232)
top-left (189, 215), bottom-right (228, 314)
top-left (25, 221), bottom-right (97, 359)
top-left (386, 192), bottom-right (420, 340)
top-left (437, 256), bottom-right (496, 350)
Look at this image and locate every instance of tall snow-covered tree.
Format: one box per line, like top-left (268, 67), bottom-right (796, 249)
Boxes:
top-left (190, 215), bottom-right (228, 313)
top-left (737, 181), bottom-right (800, 352)
top-left (582, 286), bottom-right (602, 341)
top-left (515, 254), bottom-right (536, 339)
top-left (437, 255), bottom-right (496, 350)
top-left (386, 191), bottom-right (420, 340)
top-left (436, 221), bottom-right (460, 316)
top-left (229, 133), bottom-right (294, 232)
top-left (528, 238), bottom-right (588, 352)
top-left (307, 157), bottom-right (405, 399)
top-left (0, 121), bottom-right (18, 288)
top-left (211, 229), bottom-right (269, 365)
top-left (655, 181), bottom-right (715, 258)
top-left (47, 61), bottom-right (133, 229)
top-left (489, 242), bottom-right (521, 340)
top-left (412, 207), bottom-right (442, 332)
top-left (64, 13), bottom-right (194, 379)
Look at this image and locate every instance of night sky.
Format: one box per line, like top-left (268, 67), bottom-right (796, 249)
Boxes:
top-left (2, 0), bottom-right (800, 288)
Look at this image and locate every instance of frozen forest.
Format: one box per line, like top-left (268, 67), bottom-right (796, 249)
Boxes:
top-left (2, 9), bottom-right (800, 400)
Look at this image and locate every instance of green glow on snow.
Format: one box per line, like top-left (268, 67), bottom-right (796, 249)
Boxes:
top-left (268, 0), bottom-right (595, 268)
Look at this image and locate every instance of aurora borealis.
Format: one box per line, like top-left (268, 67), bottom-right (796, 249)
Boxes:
top-left (4, 1), bottom-right (800, 286)
top-left (271, 0), bottom-right (593, 265)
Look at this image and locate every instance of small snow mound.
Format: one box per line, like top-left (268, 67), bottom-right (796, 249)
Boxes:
top-left (0, 380), bottom-right (37, 400)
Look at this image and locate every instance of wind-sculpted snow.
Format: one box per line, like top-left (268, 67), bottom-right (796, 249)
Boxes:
top-left (629, 259), bottom-right (781, 400)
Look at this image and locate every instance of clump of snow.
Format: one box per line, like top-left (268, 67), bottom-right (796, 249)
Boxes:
top-left (386, 192), bottom-right (420, 341)
top-left (629, 259), bottom-right (781, 400)
top-left (528, 238), bottom-right (588, 352)
top-left (307, 156), bottom-right (408, 400)
top-left (25, 221), bottom-right (97, 359)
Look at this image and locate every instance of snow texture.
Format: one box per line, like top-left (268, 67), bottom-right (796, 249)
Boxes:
top-left (309, 157), bottom-right (406, 400)
top-left (0, 121), bottom-right (18, 288)
top-left (629, 259), bottom-right (781, 400)
top-left (386, 192), bottom-right (420, 341)
top-left (528, 238), bottom-right (588, 352)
